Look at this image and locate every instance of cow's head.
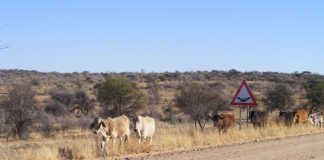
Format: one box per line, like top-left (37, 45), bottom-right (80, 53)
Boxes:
top-left (211, 114), bottom-right (224, 127)
top-left (308, 115), bottom-right (314, 125)
top-left (90, 117), bottom-right (107, 135)
top-left (211, 114), bottom-right (224, 122)
top-left (134, 116), bottom-right (143, 133)
top-left (293, 112), bottom-right (300, 124)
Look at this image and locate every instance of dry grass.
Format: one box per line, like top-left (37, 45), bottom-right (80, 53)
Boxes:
top-left (2, 121), bottom-right (324, 160)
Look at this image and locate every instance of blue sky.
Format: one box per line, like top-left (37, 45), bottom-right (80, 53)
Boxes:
top-left (1, 1), bottom-right (323, 73)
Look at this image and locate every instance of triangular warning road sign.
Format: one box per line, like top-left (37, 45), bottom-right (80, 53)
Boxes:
top-left (230, 80), bottom-right (257, 106)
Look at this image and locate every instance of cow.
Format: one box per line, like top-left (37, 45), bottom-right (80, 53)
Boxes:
top-left (249, 111), bottom-right (268, 128)
top-left (279, 109), bottom-right (309, 126)
top-left (211, 113), bottom-right (235, 133)
top-left (90, 115), bottom-right (131, 152)
top-left (134, 116), bottom-right (155, 144)
top-left (293, 109), bottom-right (308, 124)
top-left (279, 111), bottom-right (296, 127)
top-left (308, 112), bottom-right (323, 127)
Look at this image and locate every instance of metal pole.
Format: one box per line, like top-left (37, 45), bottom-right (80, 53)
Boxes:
top-left (239, 106), bottom-right (242, 130)
top-left (246, 106), bottom-right (249, 127)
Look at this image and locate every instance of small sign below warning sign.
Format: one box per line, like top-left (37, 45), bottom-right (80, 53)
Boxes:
top-left (230, 80), bottom-right (257, 106)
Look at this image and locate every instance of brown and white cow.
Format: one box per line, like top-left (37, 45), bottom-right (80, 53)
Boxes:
top-left (90, 115), bottom-right (130, 152)
top-left (293, 109), bottom-right (308, 124)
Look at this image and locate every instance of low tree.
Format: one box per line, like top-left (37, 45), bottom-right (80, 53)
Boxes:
top-left (175, 83), bottom-right (227, 131)
top-left (94, 78), bottom-right (147, 116)
top-left (2, 84), bottom-right (37, 139)
top-left (304, 75), bottom-right (324, 112)
top-left (262, 84), bottom-right (295, 112)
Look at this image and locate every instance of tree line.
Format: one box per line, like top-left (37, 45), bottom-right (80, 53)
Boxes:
top-left (1, 75), bottom-right (324, 139)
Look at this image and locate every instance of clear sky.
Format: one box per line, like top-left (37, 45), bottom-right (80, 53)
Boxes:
top-left (1, 1), bottom-right (323, 74)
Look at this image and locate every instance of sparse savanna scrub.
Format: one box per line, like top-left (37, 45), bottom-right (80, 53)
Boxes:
top-left (1, 71), bottom-right (324, 160)
top-left (1, 121), bottom-right (324, 160)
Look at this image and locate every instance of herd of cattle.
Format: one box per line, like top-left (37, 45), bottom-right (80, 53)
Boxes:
top-left (90, 115), bottom-right (156, 152)
top-left (211, 109), bottom-right (324, 133)
top-left (90, 109), bottom-right (324, 152)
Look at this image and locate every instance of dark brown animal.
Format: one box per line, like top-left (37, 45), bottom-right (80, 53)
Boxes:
top-left (211, 113), bottom-right (235, 133)
top-left (249, 111), bottom-right (268, 128)
top-left (279, 111), bottom-right (295, 126)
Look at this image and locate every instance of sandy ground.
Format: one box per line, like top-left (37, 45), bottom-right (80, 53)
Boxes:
top-left (131, 133), bottom-right (324, 160)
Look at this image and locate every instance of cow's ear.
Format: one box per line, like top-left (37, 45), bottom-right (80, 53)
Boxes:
top-left (100, 121), bottom-right (106, 127)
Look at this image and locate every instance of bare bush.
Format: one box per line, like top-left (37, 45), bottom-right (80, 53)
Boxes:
top-left (30, 79), bottom-right (41, 86)
top-left (48, 89), bottom-right (94, 116)
top-left (45, 102), bottom-right (69, 117)
top-left (72, 90), bottom-right (94, 115)
top-left (49, 89), bottom-right (74, 106)
top-left (35, 111), bottom-right (56, 138)
top-left (2, 84), bottom-right (37, 139)
top-left (175, 83), bottom-right (227, 131)
top-left (262, 84), bottom-right (295, 112)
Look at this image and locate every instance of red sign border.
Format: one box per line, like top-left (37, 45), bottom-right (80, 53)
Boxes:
top-left (230, 80), bottom-right (257, 106)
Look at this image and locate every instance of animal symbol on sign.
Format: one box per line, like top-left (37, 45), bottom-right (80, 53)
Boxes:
top-left (237, 97), bottom-right (250, 102)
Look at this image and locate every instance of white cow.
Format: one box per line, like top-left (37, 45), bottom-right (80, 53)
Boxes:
top-left (308, 112), bottom-right (324, 127)
top-left (134, 116), bottom-right (155, 144)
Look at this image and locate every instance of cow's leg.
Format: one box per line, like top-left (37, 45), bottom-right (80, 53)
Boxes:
top-left (138, 136), bottom-right (142, 144)
top-left (218, 126), bottom-right (222, 135)
top-left (111, 138), bottom-right (115, 150)
top-left (119, 137), bottom-right (123, 147)
top-left (149, 136), bottom-right (153, 144)
top-left (101, 137), bottom-right (106, 152)
top-left (137, 130), bottom-right (142, 144)
top-left (101, 141), bottom-right (105, 152)
top-left (124, 135), bottom-right (129, 143)
top-left (318, 120), bottom-right (321, 127)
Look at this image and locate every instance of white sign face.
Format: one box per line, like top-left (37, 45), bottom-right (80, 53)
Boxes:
top-left (230, 81), bottom-right (257, 106)
top-left (233, 85), bottom-right (253, 103)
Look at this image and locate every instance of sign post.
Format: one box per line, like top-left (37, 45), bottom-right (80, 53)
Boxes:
top-left (239, 106), bottom-right (242, 130)
top-left (230, 81), bottom-right (257, 130)
top-left (246, 106), bottom-right (249, 127)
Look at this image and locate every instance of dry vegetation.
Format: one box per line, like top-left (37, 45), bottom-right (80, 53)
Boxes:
top-left (1, 69), bottom-right (324, 160)
top-left (1, 121), bottom-right (324, 160)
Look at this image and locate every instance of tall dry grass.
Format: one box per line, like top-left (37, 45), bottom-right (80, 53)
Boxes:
top-left (2, 121), bottom-right (324, 160)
